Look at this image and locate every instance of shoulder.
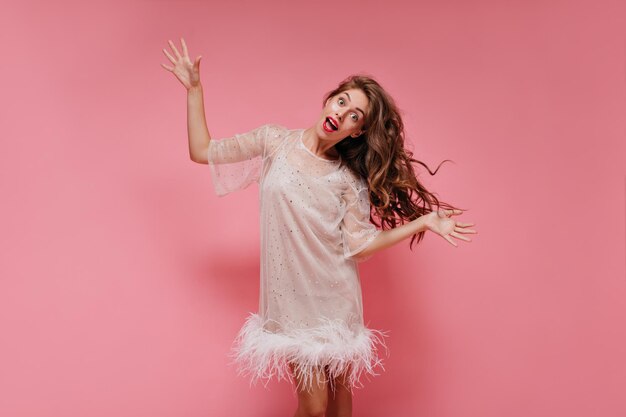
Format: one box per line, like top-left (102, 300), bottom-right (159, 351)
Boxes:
top-left (340, 166), bottom-right (370, 198)
top-left (263, 123), bottom-right (300, 157)
top-left (342, 165), bottom-right (367, 188)
top-left (263, 123), bottom-right (290, 137)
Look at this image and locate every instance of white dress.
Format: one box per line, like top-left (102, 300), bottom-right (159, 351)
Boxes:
top-left (207, 123), bottom-right (388, 391)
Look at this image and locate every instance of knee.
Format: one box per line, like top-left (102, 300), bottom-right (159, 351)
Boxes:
top-left (298, 401), bottom-right (327, 417)
top-left (297, 386), bottom-right (328, 417)
top-left (290, 362), bottom-right (328, 417)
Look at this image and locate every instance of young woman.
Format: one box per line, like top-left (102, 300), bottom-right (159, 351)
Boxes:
top-left (161, 38), bottom-right (477, 417)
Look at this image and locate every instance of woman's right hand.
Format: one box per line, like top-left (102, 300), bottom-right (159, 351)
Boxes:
top-left (160, 38), bottom-right (202, 91)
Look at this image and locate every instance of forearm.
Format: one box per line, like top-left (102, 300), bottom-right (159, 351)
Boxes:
top-left (187, 83), bottom-right (212, 163)
top-left (357, 215), bottom-right (430, 259)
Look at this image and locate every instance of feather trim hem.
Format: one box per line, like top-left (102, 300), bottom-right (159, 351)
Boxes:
top-left (228, 312), bottom-right (389, 392)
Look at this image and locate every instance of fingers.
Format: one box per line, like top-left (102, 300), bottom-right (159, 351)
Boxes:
top-left (168, 39), bottom-right (182, 60)
top-left (456, 222), bottom-right (475, 227)
top-left (160, 62), bottom-right (174, 72)
top-left (180, 37), bottom-right (189, 58)
top-left (162, 47), bottom-right (176, 64)
top-left (450, 231), bottom-right (471, 242)
top-left (432, 209), bottom-right (477, 246)
top-left (455, 226), bottom-right (477, 234)
top-left (438, 208), bottom-right (464, 217)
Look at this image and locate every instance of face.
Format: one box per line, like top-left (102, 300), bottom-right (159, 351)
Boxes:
top-left (319, 88), bottom-right (369, 140)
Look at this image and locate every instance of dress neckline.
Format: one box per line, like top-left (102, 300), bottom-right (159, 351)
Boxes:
top-left (298, 129), bottom-right (341, 163)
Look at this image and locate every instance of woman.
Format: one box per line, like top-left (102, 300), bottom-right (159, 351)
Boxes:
top-left (161, 38), bottom-right (476, 417)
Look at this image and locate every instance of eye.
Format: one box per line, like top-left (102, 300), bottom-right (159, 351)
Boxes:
top-left (338, 98), bottom-right (345, 105)
top-left (351, 113), bottom-right (358, 121)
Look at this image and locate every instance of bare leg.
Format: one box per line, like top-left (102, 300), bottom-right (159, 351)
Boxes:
top-left (289, 362), bottom-right (328, 417)
top-left (326, 365), bottom-right (353, 417)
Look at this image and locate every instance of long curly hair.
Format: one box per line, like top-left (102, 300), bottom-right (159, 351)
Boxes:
top-left (328, 74), bottom-right (466, 249)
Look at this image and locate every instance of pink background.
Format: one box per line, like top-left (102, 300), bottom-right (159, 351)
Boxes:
top-left (1, 1), bottom-right (625, 416)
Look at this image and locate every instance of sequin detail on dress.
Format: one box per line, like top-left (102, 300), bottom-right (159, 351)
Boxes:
top-left (207, 124), bottom-right (388, 391)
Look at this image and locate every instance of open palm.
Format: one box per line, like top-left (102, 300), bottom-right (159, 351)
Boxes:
top-left (160, 38), bottom-right (202, 90)
top-left (425, 209), bottom-right (477, 247)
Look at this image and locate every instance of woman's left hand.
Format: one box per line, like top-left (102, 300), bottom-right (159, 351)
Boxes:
top-left (424, 209), bottom-right (477, 247)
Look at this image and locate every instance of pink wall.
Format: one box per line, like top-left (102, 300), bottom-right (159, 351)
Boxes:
top-left (1, 1), bottom-right (625, 416)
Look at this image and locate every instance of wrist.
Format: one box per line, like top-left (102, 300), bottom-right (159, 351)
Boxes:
top-left (187, 83), bottom-right (203, 93)
top-left (415, 214), bottom-right (432, 233)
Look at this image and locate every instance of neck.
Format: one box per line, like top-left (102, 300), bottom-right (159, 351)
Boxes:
top-left (302, 127), bottom-right (340, 159)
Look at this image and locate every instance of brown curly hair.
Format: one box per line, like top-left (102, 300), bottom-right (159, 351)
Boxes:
top-left (327, 74), bottom-right (466, 249)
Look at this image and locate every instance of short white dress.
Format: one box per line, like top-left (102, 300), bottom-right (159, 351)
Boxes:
top-left (207, 123), bottom-right (388, 391)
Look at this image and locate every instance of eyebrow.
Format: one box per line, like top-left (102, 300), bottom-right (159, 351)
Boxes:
top-left (343, 92), bottom-right (366, 117)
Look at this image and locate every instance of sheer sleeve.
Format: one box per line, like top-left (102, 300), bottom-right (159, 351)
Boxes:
top-left (340, 176), bottom-right (382, 262)
top-left (207, 124), bottom-right (284, 197)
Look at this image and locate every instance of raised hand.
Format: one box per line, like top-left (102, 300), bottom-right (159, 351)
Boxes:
top-left (425, 209), bottom-right (477, 247)
top-left (160, 38), bottom-right (202, 91)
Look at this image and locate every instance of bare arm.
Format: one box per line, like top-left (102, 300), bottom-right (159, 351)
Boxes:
top-left (187, 84), bottom-right (211, 164)
top-left (355, 209), bottom-right (475, 260)
top-left (160, 38), bottom-right (211, 164)
top-left (355, 215), bottom-right (430, 260)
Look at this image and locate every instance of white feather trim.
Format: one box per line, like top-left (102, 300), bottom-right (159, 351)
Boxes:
top-left (228, 312), bottom-right (389, 392)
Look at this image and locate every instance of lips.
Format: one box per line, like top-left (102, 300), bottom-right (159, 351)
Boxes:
top-left (325, 117), bottom-right (338, 131)
top-left (323, 119), bottom-right (334, 133)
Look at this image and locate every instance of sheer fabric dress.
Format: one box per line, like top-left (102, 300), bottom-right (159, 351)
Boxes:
top-left (207, 123), bottom-right (388, 391)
